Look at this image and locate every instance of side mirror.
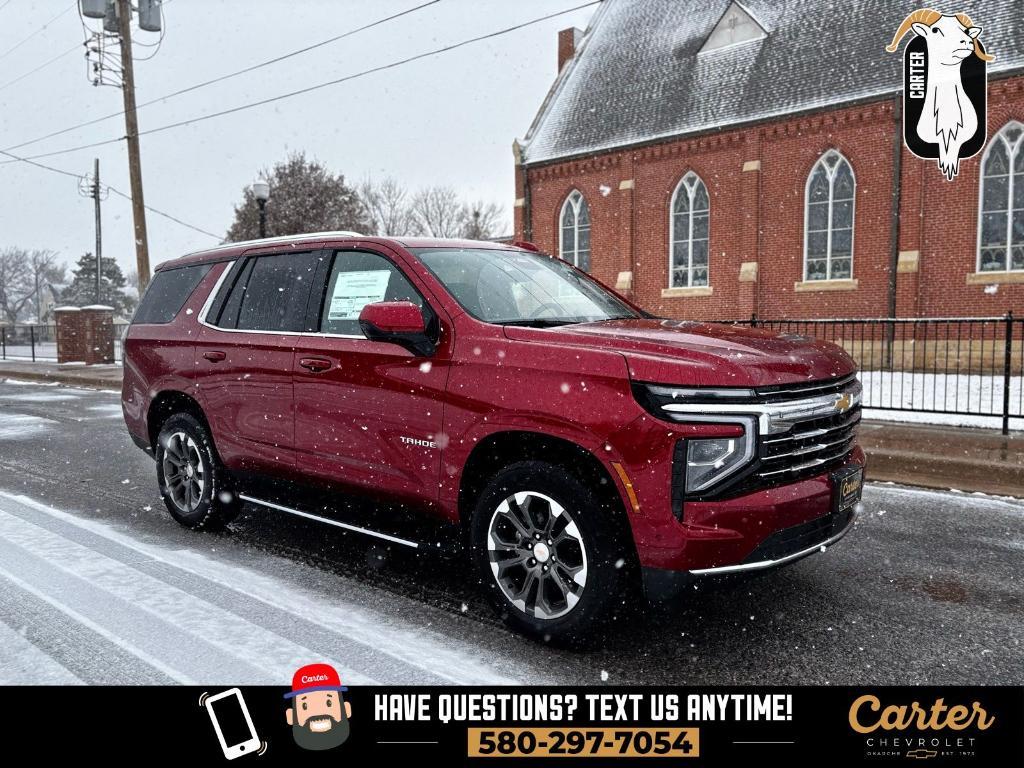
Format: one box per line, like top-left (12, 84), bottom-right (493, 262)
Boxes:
top-left (358, 301), bottom-right (435, 357)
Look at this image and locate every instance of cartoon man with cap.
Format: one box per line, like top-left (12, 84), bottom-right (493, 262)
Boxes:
top-left (284, 663), bottom-right (352, 751)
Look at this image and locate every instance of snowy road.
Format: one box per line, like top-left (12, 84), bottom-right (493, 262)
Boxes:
top-left (0, 379), bottom-right (1021, 685)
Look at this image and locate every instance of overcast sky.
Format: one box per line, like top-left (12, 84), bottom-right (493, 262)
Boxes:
top-left (0, 0), bottom-right (597, 280)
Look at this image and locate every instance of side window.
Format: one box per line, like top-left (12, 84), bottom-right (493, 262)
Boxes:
top-left (235, 252), bottom-right (318, 332)
top-left (229, 252), bottom-right (318, 332)
top-left (211, 258), bottom-right (254, 329)
top-left (319, 250), bottom-right (423, 336)
top-left (132, 263), bottom-right (212, 324)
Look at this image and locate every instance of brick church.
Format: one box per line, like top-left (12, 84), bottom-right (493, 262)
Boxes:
top-left (512, 0), bottom-right (1024, 320)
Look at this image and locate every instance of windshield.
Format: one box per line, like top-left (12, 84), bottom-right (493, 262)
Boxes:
top-left (413, 248), bottom-right (640, 326)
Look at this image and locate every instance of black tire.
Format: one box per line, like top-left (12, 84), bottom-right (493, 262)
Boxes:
top-left (155, 413), bottom-right (239, 531)
top-left (469, 460), bottom-right (638, 646)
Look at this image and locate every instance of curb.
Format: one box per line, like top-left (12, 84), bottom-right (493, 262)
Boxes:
top-left (862, 445), bottom-right (1023, 499)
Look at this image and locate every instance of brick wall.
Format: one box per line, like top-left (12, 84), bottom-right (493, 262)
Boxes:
top-left (519, 74), bottom-right (1024, 319)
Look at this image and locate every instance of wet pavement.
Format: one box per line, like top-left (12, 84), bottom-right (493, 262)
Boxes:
top-left (0, 379), bottom-right (1021, 684)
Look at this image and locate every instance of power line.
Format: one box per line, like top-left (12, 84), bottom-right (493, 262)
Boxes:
top-left (0, 147), bottom-right (79, 179)
top-left (0, 41), bottom-right (82, 94)
top-left (1, 0), bottom-right (442, 154)
top-left (0, 135), bottom-right (124, 163)
top-left (0, 2), bottom-right (76, 62)
top-left (0, 147), bottom-right (221, 239)
top-left (0, 1), bottom-right (599, 164)
top-left (107, 186), bottom-right (220, 239)
top-left (0, 1), bottom-right (14, 14)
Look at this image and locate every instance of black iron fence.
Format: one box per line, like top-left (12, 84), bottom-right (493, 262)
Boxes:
top-left (0, 322), bottom-right (129, 364)
top-left (1, 316), bottom-right (1021, 433)
top-left (722, 313), bottom-right (1022, 434)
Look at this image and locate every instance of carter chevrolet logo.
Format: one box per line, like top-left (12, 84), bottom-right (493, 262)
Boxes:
top-left (835, 393), bottom-right (852, 413)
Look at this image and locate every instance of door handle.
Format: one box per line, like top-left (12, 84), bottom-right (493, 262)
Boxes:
top-left (299, 357), bottom-right (332, 372)
top-left (203, 350), bottom-right (226, 362)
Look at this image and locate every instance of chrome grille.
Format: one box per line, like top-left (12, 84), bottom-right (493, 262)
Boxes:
top-left (651, 374), bottom-right (863, 498)
top-left (757, 407), bottom-right (860, 479)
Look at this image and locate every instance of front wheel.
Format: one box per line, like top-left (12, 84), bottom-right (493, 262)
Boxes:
top-left (469, 461), bottom-right (637, 645)
top-left (155, 413), bottom-right (239, 530)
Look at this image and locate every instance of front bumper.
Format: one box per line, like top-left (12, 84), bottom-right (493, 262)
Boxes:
top-left (624, 441), bottom-right (865, 571)
top-left (640, 500), bottom-right (858, 605)
top-left (688, 502), bottom-right (856, 575)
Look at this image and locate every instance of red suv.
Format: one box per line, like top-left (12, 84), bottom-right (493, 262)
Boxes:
top-left (123, 233), bottom-right (864, 642)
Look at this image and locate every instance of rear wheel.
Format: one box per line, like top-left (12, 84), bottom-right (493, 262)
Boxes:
top-left (469, 461), bottom-right (637, 645)
top-left (155, 413), bottom-right (239, 530)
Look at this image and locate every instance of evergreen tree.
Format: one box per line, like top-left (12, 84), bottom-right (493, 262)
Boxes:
top-left (61, 253), bottom-right (135, 316)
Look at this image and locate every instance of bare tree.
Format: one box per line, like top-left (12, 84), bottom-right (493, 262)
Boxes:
top-left (26, 250), bottom-right (64, 322)
top-left (361, 177), bottom-right (507, 240)
top-left (460, 200), bottom-right (506, 240)
top-left (409, 185), bottom-right (465, 238)
top-left (0, 247), bottom-right (33, 325)
top-left (360, 177), bottom-right (413, 236)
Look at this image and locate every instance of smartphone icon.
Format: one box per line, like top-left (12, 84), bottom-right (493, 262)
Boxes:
top-left (204, 688), bottom-right (262, 760)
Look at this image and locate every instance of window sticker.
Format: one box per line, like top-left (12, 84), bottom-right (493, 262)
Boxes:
top-left (327, 270), bottom-right (392, 321)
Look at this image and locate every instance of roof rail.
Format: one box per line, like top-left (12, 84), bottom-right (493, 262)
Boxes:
top-left (183, 231), bottom-right (365, 257)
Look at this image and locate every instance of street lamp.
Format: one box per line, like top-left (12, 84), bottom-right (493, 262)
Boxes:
top-left (252, 178), bottom-right (270, 238)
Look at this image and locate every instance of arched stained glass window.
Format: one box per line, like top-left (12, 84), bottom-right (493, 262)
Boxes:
top-left (559, 190), bottom-right (591, 271)
top-left (804, 150), bottom-right (855, 281)
top-left (979, 122), bottom-right (1024, 273)
top-left (669, 172), bottom-right (710, 288)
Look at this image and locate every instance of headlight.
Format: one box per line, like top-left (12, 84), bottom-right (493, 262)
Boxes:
top-left (633, 382), bottom-right (758, 493)
top-left (686, 435), bottom-right (751, 492)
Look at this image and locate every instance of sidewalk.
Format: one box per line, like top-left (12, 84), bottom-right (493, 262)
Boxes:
top-left (0, 360), bottom-right (122, 390)
top-left (1, 360), bottom-right (1021, 498)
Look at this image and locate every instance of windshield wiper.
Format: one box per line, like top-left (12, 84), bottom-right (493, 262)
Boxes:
top-left (496, 318), bottom-right (580, 327)
top-left (583, 315), bottom-right (638, 323)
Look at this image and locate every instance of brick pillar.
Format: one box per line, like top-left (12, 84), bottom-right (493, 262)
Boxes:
top-left (513, 140), bottom-right (527, 240)
top-left (895, 251), bottom-right (921, 317)
top-left (80, 305), bottom-right (115, 364)
top-left (738, 262), bottom-right (759, 319)
top-left (54, 307), bottom-right (85, 364)
top-left (738, 133), bottom-right (762, 318)
top-left (615, 155), bottom-right (636, 300)
top-left (894, 151), bottom-right (926, 317)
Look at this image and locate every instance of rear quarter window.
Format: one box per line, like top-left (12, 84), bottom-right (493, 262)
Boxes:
top-left (132, 263), bottom-right (213, 325)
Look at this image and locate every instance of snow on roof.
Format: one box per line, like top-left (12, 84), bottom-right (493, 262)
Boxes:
top-left (521, 0), bottom-right (1024, 165)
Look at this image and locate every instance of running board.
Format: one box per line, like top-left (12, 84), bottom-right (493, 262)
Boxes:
top-left (238, 494), bottom-right (421, 549)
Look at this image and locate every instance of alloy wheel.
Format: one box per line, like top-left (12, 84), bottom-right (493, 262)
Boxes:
top-left (487, 491), bottom-right (589, 620)
top-left (162, 431), bottom-right (206, 513)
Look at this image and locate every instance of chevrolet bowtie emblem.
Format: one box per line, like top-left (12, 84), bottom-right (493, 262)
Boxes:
top-left (834, 393), bottom-right (852, 412)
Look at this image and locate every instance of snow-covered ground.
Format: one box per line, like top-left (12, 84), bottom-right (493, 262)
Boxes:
top-left (0, 490), bottom-right (527, 685)
top-left (0, 378), bottom-right (1020, 685)
top-left (859, 371), bottom-right (1023, 430)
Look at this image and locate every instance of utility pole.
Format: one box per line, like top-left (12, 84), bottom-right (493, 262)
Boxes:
top-left (115, 0), bottom-right (151, 295)
top-left (79, 157), bottom-right (108, 303)
top-left (93, 158), bottom-right (102, 303)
